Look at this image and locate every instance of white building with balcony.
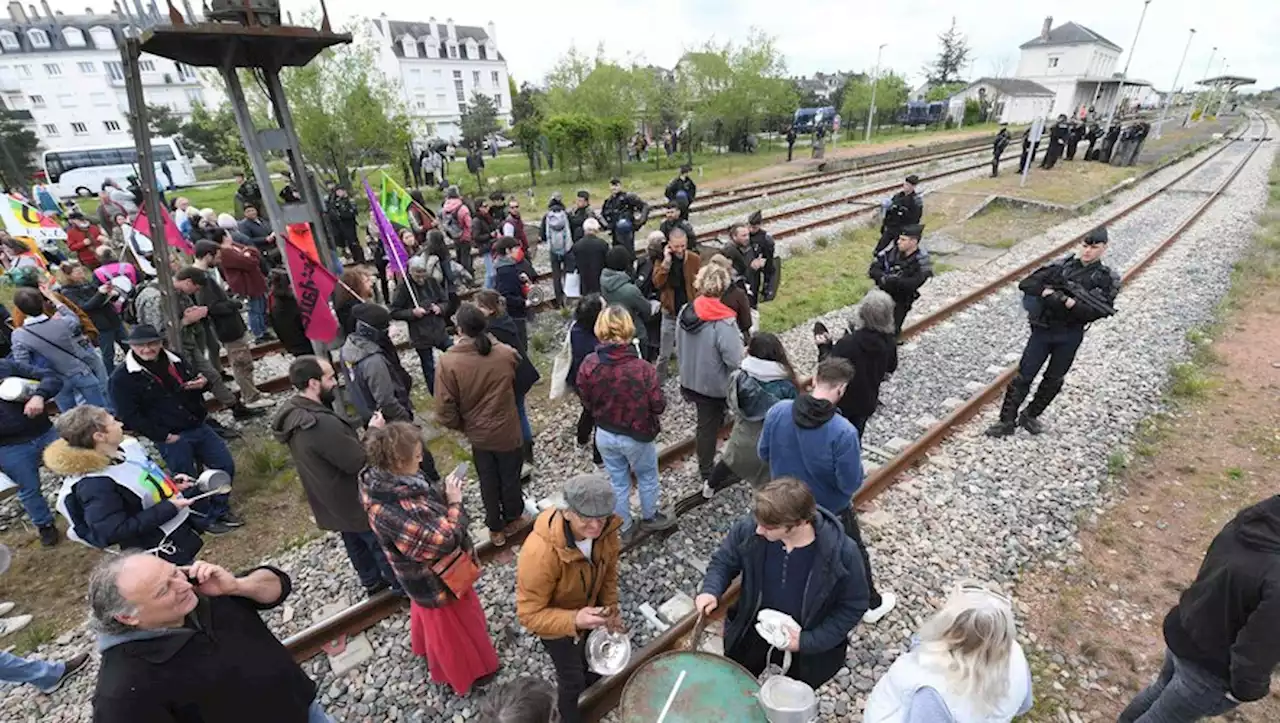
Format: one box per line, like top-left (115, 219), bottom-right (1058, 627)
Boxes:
top-left (1015, 17), bottom-right (1153, 120)
top-left (370, 14), bottom-right (511, 143)
top-left (0, 1), bottom-right (209, 150)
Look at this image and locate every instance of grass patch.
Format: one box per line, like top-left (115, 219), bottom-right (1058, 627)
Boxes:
top-left (76, 180), bottom-right (241, 220)
top-left (758, 226), bottom-right (879, 332)
top-left (1168, 362), bottom-right (1216, 399)
top-left (1107, 450), bottom-right (1129, 477)
top-left (8, 619), bottom-right (56, 655)
top-left (1225, 466), bottom-right (1245, 481)
top-left (950, 204), bottom-right (1066, 250)
top-left (953, 162), bottom-right (1139, 207)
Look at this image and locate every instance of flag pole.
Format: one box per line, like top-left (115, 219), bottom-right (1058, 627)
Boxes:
top-left (364, 175), bottom-right (420, 309)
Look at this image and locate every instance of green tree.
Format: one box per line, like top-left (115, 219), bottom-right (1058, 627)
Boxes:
top-left (925, 82), bottom-right (967, 102)
top-left (179, 102), bottom-right (246, 168)
top-left (601, 116), bottom-right (632, 176)
top-left (459, 91), bottom-right (500, 149)
top-left (147, 104), bottom-right (183, 136)
top-left (926, 17), bottom-right (971, 85)
top-left (840, 71), bottom-right (910, 134)
top-left (678, 30), bottom-right (797, 152)
top-left (0, 112), bottom-right (39, 188)
top-left (511, 82), bottom-right (545, 184)
top-left (543, 113), bottom-right (599, 180)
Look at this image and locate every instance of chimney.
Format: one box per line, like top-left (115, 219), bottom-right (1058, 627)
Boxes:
top-left (427, 16), bottom-right (436, 36)
top-left (446, 17), bottom-right (456, 42)
top-left (39, 0), bottom-right (51, 20)
top-left (85, 6), bottom-right (93, 13)
top-left (8, 0), bottom-right (26, 22)
top-left (486, 20), bottom-right (495, 45)
top-left (27, 3), bottom-right (37, 19)
top-left (1041, 16), bottom-right (1052, 41)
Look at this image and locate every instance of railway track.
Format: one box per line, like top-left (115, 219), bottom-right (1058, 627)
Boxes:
top-left (272, 115), bottom-right (1266, 720)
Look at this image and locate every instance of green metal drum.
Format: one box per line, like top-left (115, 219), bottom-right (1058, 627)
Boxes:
top-left (619, 650), bottom-right (769, 722)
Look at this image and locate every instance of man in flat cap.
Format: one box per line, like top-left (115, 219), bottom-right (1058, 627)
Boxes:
top-left (516, 473), bottom-right (624, 723)
top-left (876, 175), bottom-right (924, 256)
top-left (868, 223), bottom-right (933, 335)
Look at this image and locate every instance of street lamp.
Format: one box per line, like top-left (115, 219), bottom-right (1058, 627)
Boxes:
top-left (1155, 28), bottom-right (1194, 139)
top-left (1103, 0), bottom-right (1153, 132)
top-left (1213, 59), bottom-right (1231, 116)
top-left (1185, 45), bottom-right (1216, 126)
top-left (865, 43), bottom-right (887, 143)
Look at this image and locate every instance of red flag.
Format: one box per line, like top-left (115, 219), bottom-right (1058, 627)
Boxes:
top-left (284, 232), bottom-right (339, 343)
top-left (133, 206), bottom-right (195, 256)
top-left (287, 222), bottom-right (319, 263)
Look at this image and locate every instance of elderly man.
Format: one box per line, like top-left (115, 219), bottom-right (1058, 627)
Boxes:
top-left (89, 553), bottom-right (332, 722)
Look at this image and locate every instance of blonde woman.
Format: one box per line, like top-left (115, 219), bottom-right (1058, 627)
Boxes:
top-left (863, 584), bottom-right (1033, 722)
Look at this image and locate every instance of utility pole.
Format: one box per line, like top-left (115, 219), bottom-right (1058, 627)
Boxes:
top-left (1155, 28), bottom-right (1195, 140)
top-left (865, 43), bottom-right (887, 143)
top-left (1185, 46), bottom-right (1217, 126)
top-left (1103, 0), bottom-right (1152, 133)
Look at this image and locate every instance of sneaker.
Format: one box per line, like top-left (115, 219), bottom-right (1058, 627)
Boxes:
top-left (701, 481), bottom-right (716, 499)
top-left (489, 530), bottom-right (506, 547)
top-left (620, 524), bottom-right (643, 547)
top-left (1018, 414), bottom-right (1044, 435)
top-left (812, 321), bottom-right (829, 346)
top-left (218, 511), bottom-right (245, 528)
top-left (640, 511), bottom-right (677, 532)
top-left (984, 421), bottom-right (1016, 438)
top-left (862, 591), bottom-right (897, 624)
top-left (203, 521), bottom-right (233, 535)
top-left (38, 524), bottom-right (60, 547)
top-left (0, 602), bottom-right (14, 616)
top-left (242, 397), bottom-right (274, 410)
top-left (0, 613), bottom-right (33, 637)
top-left (519, 463), bottom-right (534, 481)
top-left (232, 404), bottom-right (267, 420)
top-left (41, 652), bottom-right (90, 694)
top-left (363, 579), bottom-right (390, 597)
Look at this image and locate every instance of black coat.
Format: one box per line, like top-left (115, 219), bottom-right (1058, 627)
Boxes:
top-left (1163, 496), bottom-right (1280, 702)
top-left (195, 275), bottom-right (248, 343)
top-left (659, 218), bottom-right (696, 245)
top-left (881, 190), bottom-right (923, 231)
top-left (60, 281), bottom-right (122, 332)
top-left (1018, 255), bottom-right (1119, 329)
top-left (0, 358), bottom-right (61, 445)
top-left (110, 352), bottom-right (208, 443)
top-left (64, 472), bottom-right (203, 564)
top-left (567, 205), bottom-right (604, 242)
top-left (493, 258), bottom-right (527, 320)
top-left (573, 234), bottom-right (610, 296)
top-left (664, 176), bottom-right (697, 205)
top-left (869, 246), bottom-right (934, 304)
top-left (269, 290), bottom-right (312, 356)
top-left (489, 313), bottom-right (540, 396)
top-left (820, 327), bottom-right (898, 419)
top-left (388, 276), bottom-right (449, 350)
top-left (92, 567), bottom-right (317, 723)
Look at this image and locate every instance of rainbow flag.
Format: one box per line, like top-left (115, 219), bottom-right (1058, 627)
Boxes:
top-left (1, 196), bottom-right (66, 254)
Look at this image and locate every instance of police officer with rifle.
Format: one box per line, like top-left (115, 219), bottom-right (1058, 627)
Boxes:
top-left (987, 226), bottom-right (1120, 438)
top-left (874, 175), bottom-right (923, 255)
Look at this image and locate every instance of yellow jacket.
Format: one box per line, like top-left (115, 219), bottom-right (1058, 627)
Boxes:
top-left (516, 507), bottom-right (622, 639)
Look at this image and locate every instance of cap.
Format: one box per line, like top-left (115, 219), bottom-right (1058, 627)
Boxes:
top-left (126, 324), bottom-right (164, 344)
top-left (609, 177), bottom-right (622, 185)
top-left (679, 164), bottom-right (692, 173)
top-left (900, 223), bottom-right (925, 239)
top-left (1083, 226), bottom-right (1109, 245)
top-left (747, 210), bottom-right (763, 226)
top-left (577, 189), bottom-right (590, 200)
top-left (563, 473), bottom-right (616, 518)
top-left (904, 174), bottom-right (921, 186)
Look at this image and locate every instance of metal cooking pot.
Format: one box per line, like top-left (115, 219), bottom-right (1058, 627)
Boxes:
top-left (586, 627), bottom-right (632, 676)
top-left (196, 469), bottom-right (232, 493)
top-left (758, 675), bottom-right (817, 723)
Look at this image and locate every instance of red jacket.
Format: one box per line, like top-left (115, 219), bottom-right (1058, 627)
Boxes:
top-left (219, 244), bottom-right (267, 297)
top-left (576, 343), bottom-right (666, 442)
top-left (66, 224), bottom-right (104, 267)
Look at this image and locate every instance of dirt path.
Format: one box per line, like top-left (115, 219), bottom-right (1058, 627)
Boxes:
top-left (1016, 243), bottom-right (1280, 720)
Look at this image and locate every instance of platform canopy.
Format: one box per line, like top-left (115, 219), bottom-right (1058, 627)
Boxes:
top-left (1195, 75), bottom-right (1256, 91)
top-left (139, 22), bottom-right (351, 68)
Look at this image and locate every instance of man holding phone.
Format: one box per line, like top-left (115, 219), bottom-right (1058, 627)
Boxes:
top-left (516, 474), bottom-right (624, 723)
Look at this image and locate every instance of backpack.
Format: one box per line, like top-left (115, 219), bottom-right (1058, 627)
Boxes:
top-left (121, 283), bottom-right (152, 326)
top-left (545, 209), bottom-right (571, 256)
top-left (440, 207), bottom-right (465, 241)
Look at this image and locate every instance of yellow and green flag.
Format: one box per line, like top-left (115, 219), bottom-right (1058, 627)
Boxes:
top-left (379, 172), bottom-right (411, 228)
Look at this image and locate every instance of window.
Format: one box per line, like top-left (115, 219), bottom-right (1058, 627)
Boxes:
top-left (491, 71), bottom-right (500, 88)
top-left (184, 88), bottom-right (202, 105)
top-left (438, 42), bottom-right (447, 58)
top-left (42, 123), bottom-right (58, 136)
top-left (1048, 56), bottom-right (1060, 69)
top-left (436, 93), bottom-right (446, 109)
top-left (493, 93), bottom-right (501, 109)
top-left (139, 60), bottom-right (156, 72)
top-left (478, 45), bottom-right (487, 60)
top-left (14, 64), bottom-right (30, 78)
top-left (454, 79), bottom-right (465, 102)
top-left (27, 30), bottom-right (49, 49)
top-left (415, 94), bottom-right (426, 110)
top-left (77, 61), bottom-right (96, 73)
top-left (44, 63), bottom-right (62, 77)
top-left (448, 44), bottom-right (457, 59)
top-left (104, 120), bottom-right (121, 132)
top-left (90, 92), bottom-right (109, 106)
top-left (472, 70), bottom-right (480, 85)
top-left (29, 94), bottom-right (45, 108)
top-left (0, 31), bottom-right (17, 50)
top-left (105, 61), bottom-right (123, 81)
top-left (89, 26), bottom-right (115, 50)
top-left (401, 37), bottom-right (417, 58)
top-left (409, 68), bottom-right (422, 87)
top-left (458, 44), bottom-right (468, 59)
top-left (58, 94), bottom-right (75, 108)
top-left (175, 62), bottom-right (195, 80)
top-left (71, 122), bottom-right (88, 135)
top-left (62, 28), bottom-right (86, 48)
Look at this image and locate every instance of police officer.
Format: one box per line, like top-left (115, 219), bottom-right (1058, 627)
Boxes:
top-left (1040, 115), bottom-right (1069, 170)
top-left (747, 210), bottom-right (778, 304)
top-left (992, 125), bottom-right (1011, 177)
top-left (664, 165), bottom-right (697, 219)
top-left (986, 226), bottom-right (1120, 438)
top-left (875, 175), bottom-right (923, 255)
top-left (868, 223), bottom-right (933, 335)
top-left (1065, 119), bottom-right (1084, 161)
top-left (601, 178), bottom-right (650, 249)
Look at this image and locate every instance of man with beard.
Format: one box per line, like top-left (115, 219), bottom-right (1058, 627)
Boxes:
top-left (874, 176), bottom-right (923, 256)
top-left (274, 357), bottom-right (398, 597)
top-left (601, 178), bottom-right (650, 249)
top-left (658, 203), bottom-right (696, 246)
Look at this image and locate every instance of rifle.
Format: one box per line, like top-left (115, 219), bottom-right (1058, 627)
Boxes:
top-left (1059, 279), bottom-right (1117, 318)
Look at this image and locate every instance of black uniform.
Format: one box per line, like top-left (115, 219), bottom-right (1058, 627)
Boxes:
top-left (326, 194), bottom-right (362, 263)
top-left (235, 178), bottom-right (263, 216)
top-left (748, 228), bottom-right (778, 305)
top-left (992, 128), bottom-right (1011, 177)
top-left (664, 175), bottom-right (697, 216)
top-left (1040, 119), bottom-right (1069, 169)
top-left (1065, 122), bottom-right (1084, 161)
top-left (568, 204), bottom-right (605, 242)
top-left (991, 247), bottom-right (1120, 434)
top-left (875, 190), bottom-right (923, 255)
top-left (1099, 125), bottom-right (1121, 164)
top-left (601, 190), bottom-right (650, 247)
top-left (786, 129), bottom-right (797, 161)
top-left (1019, 130), bottom-right (1040, 172)
top-left (1084, 124), bottom-right (1103, 161)
top-left (868, 243), bottom-right (933, 334)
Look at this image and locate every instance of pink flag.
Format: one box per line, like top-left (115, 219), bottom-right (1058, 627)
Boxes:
top-left (133, 206), bottom-right (195, 256)
top-left (284, 232), bottom-right (339, 343)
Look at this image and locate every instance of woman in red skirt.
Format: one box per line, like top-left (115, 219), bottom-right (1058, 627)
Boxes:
top-left (360, 421), bottom-right (499, 694)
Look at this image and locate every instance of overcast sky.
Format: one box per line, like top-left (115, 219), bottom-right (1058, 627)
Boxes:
top-left (313, 0), bottom-right (1277, 92)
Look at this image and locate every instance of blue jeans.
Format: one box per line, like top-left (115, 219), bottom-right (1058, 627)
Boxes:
top-left (54, 371), bottom-right (110, 413)
top-left (247, 296), bottom-right (267, 339)
top-left (595, 428), bottom-right (660, 530)
top-left (340, 531), bottom-right (397, 591)
top-left (156, 424), bottom-right (234, 520)
top-left (515, 393), bottom-right (532, 442)
top-left (483, 253), bottom-right (496, 289)
top-left (0, 650), bottom-right (64, 692)
top-left (98, 325), bottom-right (126, 376)
top-left (307, 700), bottom-right (336, 723)
top-left (0, 427), bottom-right (58, 527)
top-left (1119, 650), bottom-right (1240, 723)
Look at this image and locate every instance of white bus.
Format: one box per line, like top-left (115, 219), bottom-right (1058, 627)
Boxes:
top-left (42, 137), bottom-right (197, 198)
